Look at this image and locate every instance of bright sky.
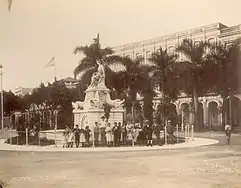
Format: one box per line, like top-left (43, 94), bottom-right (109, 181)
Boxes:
top-left (1, 0), bottom-right (241, 91)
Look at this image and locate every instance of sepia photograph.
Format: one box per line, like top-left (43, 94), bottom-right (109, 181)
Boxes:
top-left (0, 0), bottom-right (241, 187)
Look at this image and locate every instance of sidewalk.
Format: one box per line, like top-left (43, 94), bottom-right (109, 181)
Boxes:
top-left (0, 137), bottom-right (219, 152)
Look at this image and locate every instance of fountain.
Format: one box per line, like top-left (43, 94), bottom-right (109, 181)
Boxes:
top-left (72, 60), bottom-right (125, 128)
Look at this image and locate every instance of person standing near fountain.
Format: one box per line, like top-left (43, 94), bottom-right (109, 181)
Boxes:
top-left (143, 120), bottom-right (153, 147)
top-left (99, 116), bottom-right (107, 145)
top-left (94, 122), bottom-right (100, 146)
top-left (85, 126), bottom-right (91, 147)
top-left (121, 122), bottom-right (127, 146)
top-left (105, 123), bottom-right (113, 147)
top-left (74, 125), bottom-right (80, 148)
top-left (79, 127), bottom-right (86, 147)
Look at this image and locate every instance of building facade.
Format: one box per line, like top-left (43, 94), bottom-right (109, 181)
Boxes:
top-left (112, 22), bottom-right (241, 129)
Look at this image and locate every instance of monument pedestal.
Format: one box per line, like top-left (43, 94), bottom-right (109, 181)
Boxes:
top-left (73, 108), bottom-right (124, 128)
top-left (72, 61), bottom-right (125, 128)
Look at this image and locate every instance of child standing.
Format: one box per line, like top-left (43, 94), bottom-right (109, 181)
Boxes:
top-left (63, 126), bottom-right (70, 148)
top-left (85, 126), bottom-right (91, 147)
top-left (79, 127), bottom-right (86, 147)
top-left (67, 129), bottom-right (75, 148)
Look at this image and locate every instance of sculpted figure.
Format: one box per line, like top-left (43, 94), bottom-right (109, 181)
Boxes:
top-left (89, 60), bottom-right (106, 88)
top-left (72, 101), bottom-right (84, 110)
top-left (105, 91), bottom-right (125, 108)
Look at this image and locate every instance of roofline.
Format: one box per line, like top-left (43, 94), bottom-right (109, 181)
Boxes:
top-left (112, 22), bottom-right (228, 50)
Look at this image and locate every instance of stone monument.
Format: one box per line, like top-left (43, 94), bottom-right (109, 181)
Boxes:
top-left (72, 60), bottom-right (125, 129)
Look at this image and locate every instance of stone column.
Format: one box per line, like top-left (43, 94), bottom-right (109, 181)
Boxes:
top-left (203, 101), bottom-right (208, 128)
top-left (189, 104), bottom-right (194, 125)
top-left (217, 104), bottom-right (223, 128)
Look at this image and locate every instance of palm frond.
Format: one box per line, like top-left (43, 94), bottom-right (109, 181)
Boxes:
top-left (101, 47), bottom-right (114, 56)
top-left (74, 59), bottom-right (96, 77)
top-left (74, 45), bottom-right (89, 54)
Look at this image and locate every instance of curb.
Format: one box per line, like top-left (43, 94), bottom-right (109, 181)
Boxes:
top-left (0, 138), bottom-right (219, 152)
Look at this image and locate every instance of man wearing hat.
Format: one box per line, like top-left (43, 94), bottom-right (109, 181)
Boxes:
top-left (143, 120), bottom-right (153, 146)
top-left (99, 116), bottom-right (106, 145)
top-left (166, 120), bottom-right (175, 144)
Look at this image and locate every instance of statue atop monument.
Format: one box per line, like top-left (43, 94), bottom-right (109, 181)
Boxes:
top-left (72, 33), bottom-right (125, 111)
top-left (89, 60), bottom-right (106, 88)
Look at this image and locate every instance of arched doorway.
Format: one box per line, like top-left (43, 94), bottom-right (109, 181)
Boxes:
top-left (232, 97), bottom-right (241, 127)
top-left (208, 101), bottom-right (219, 129)
top-left (180, 103), bottom-right (189, 125)
top-left (223, 96), bottom-right (241, 128)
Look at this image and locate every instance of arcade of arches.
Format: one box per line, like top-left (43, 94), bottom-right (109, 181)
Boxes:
top-left (153, 95), bottom-right (241, 130)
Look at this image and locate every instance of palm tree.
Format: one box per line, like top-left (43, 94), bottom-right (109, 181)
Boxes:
top-left (120, 56), bottom-right (152, 123)
top-left (73, 34), bottom-right (123, 90)
top-left (148, 47), bottom-right (180, 126)
top-left (209, 38), bottom-right (241, 126)
top-left (149, 47), bottom-right (180, 101)
top-left (176, 39), bottom-right (210, 131)
top-left (140, 70), bottom-right (156, 125)
top-left (209, 38), bottom-right (241, 97)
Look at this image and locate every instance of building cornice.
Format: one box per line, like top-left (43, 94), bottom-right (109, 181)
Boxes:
top-left (112, 22), bottom-right (227, 52)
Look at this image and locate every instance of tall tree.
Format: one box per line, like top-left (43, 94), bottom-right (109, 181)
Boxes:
top-left (73, 34), bottom-right (123, 90)
top-left (149, 47), bottom-right (180, 100)
top-left (209, 38), bottom-right (241, 126)
top-left (176, 39), bottom-right (210, 131)
top-left (209, 38), bottom-right (241, 97)
top-left (3, 91), bottom-right (23, 116)
top-left (141, 72), bottom-right (156, 125)
top-left (120, 56), bottom-right (152, 122)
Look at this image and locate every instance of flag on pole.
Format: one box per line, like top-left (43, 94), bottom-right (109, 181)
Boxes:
top-left (44, 57), bottom-right (55, 68)
top-left (8, 0), bottom-right (12, 11)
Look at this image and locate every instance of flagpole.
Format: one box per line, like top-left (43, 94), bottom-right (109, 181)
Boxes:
top-left (0, 65), bottom-right (4, 130)
top-left (54, 61), bottom-right (57, 82)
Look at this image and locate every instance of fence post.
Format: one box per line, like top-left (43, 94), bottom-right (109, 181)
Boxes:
top-left (185, 125), bottom-right (188, 142)
top-left (92, 126), bottom-right (95, 147)
top-left (191, 125), bottom-right (194, 141)
top-left (54, 128), bottom-right (57, 147)
top-left (26, 128), bottom-right (28, 146)
top-left (3, 128), bottom-right (5, 141)
top-left (188, 124), bottom-right (190, 139)
top-left (176, 124), bottom-right (179, 143)
top-left (38, 132), bottom-right (41, 147)
top-left (10, 127), bottom-right (12, 144)
top-left (164, 126), bottom-right (167, 145)
top-left (6, 128), bottom-right (8, 142)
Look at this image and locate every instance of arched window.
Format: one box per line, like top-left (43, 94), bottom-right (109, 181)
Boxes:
top-left (146, 51), bottom-right (151, 58)
top-left (208, 38), bottom-right (216, 44)
top-left (136, 53), bottom-right (141, 58)
top-left (194, 41), bottom-right (200, 47)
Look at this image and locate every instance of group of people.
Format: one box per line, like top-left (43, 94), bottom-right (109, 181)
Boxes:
top-left (62, 116), bottom-right (177, 148)
top-left (63, 125), bottom-right (91, 148)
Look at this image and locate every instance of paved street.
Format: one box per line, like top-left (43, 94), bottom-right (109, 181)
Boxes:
top-left (0, 132), bottom-right (241, 188)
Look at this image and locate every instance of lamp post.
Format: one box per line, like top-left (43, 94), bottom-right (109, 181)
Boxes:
top-left (0, 64), bottom-right (3, 130)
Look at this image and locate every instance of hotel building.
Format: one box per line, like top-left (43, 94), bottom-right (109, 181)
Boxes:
top-left (112, 22), bottom-right (241, 129)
